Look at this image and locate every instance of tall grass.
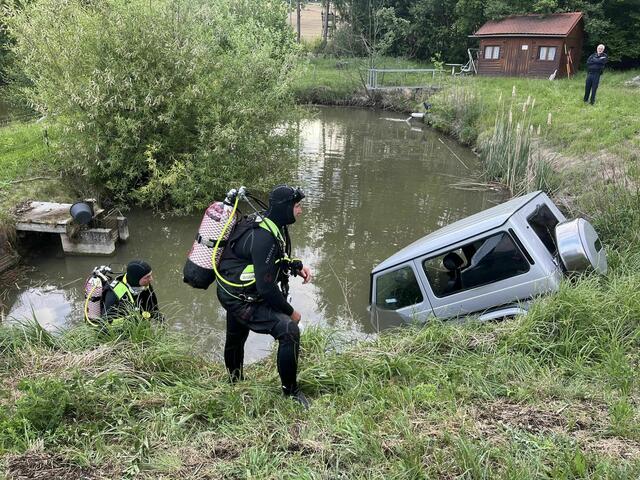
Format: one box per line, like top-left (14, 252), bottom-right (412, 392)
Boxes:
top-left (480, 89), bottom-right (558, 194)
top-left (577, 180), bottom-right (640, 252)
top-left (428, 84), bottom-right (558, 194)
top-left (2, 267), bottom-right (640, 478)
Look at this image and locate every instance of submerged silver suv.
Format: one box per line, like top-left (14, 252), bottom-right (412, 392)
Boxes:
top-left (370, 191), bottom-right (607, 326)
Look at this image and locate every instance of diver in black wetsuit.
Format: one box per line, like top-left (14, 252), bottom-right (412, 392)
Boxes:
top-left (102, 260), bottom-right (159, 320)
top-left (216, 185), bottom-right (312, 407)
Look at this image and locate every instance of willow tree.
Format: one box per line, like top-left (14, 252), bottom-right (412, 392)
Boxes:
top-left (3, 0), bottom-right (302, 209)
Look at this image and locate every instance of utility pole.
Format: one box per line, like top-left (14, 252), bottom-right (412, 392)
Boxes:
top-left (297, 0), bottom-right (301, 43)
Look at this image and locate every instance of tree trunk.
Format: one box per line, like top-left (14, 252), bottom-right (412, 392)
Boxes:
top-left (322, 1), bottom-right (330, 44)
top-left (297, 1), bottom-right (301, 43)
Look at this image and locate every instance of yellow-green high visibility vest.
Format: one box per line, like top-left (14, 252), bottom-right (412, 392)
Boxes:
top-left (237, 218), bottom-right (288, 284)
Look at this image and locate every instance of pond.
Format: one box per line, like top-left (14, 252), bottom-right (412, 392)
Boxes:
top-left (3, 107), bottom-right (502, 362)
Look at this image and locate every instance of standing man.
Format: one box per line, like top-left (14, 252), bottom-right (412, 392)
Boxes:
top-left (103, 260), bottom-right (159, 320)
top-left (216, 185), bottom-right (312, 407)
top-left (584, 44), bottom-right (608, 105)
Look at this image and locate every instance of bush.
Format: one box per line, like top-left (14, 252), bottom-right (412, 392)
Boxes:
top-left (427, 85), bottom-right (482, 145)
top-left (3, 0), bottom-right (302, 210)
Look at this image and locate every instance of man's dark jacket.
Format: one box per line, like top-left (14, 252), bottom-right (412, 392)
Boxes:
top-left (586, 53), bottom-right (608, 74)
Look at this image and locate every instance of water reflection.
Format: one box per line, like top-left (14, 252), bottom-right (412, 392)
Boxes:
top-left (3, 107), bottom-right (501, 360)
top-left (293, 107), bottom-right (500, 331)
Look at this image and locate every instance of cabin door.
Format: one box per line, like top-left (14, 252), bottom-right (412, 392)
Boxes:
top-left (515, 42), bottom-right (530, 75)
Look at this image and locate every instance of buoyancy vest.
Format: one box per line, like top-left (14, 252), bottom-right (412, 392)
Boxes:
top-left (217, 216), bottom-right (292, 300)
top-left (110, 276), bottom-right (135, 303)
top-left (102, 275), bottom-right (155, 321)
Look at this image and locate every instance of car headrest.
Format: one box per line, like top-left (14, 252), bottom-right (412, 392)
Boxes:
top-left (443, 252), bottom-right (464, 271)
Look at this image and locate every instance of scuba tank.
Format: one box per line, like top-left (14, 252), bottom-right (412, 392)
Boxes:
top-left (183, 188), bottom-right (246, 290)
top-left (83, 265), bottom-right (113, 324)
top-left (84, 276), bottom-right (103, 321)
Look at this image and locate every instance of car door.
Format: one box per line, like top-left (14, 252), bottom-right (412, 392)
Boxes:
top-left (370, 262), bottom-right (434, 329)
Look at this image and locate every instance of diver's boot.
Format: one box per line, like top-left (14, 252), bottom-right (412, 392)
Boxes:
top-left (228, 368), bottom-right (245, 384)
top-left (283, 385), bottom-right (310, 409)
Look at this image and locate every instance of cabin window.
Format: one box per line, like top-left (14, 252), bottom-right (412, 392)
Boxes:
top-left (484, 46), bottom-right (500, 60)
top-left (527, 204), bottom-right (559, 255)
top-left (538, 46), bottom-right (557, 61)
top-left (375, 266), bottom-right (423, 311)
top-left (422, 232), bottom-right (530, 298)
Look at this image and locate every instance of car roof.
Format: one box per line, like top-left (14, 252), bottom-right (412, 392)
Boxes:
top-left (372, 190), bottom-right (546, 274)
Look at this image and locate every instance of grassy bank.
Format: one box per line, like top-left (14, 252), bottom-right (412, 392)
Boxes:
top-left (2, 258), bottom-right (640, 478)
top-left (0, 120), bottom-right (72, 227)
top-left (427, 72), bottom-right (640, 165)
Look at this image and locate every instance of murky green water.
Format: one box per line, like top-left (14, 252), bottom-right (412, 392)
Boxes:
top-left (3, 107), bottom-right (502, 361)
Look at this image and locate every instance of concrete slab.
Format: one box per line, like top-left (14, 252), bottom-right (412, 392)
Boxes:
top-left (15, 201), bottom-right (104, 234)
top-left (60, 228), bottom-right (118, 255)
top-left (14, 201), bottom-right (125, 257)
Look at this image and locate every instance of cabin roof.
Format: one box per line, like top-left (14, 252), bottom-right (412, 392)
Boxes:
top-left (372, 191), bottom-right (546, 274)
top-left (472, 12), bottom-right (583, 38)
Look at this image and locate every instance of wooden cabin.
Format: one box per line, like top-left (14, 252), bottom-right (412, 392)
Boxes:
top-left (471, 12), bottom-right (583, 78)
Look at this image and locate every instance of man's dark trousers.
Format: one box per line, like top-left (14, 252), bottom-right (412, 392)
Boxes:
top-left (584, 72), bottom-right (601, 104)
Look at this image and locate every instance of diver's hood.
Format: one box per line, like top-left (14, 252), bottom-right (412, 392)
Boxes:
top-left (266, 185), bottom-right (303, 227)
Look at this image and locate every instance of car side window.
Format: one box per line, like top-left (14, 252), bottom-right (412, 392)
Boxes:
top-left (527, 204), bottom-right (559, 255)
top-left (375, 266), bottom-right (423, 310)
top-left (423, 232), bottom-right (530, 297)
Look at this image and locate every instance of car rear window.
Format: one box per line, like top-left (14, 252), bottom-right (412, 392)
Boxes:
top-left (375, 266), bottom-right (423, 310)
top-left (527, 204), bottom-right (559, 255)
top-left (423, 231), bottom-right (530, 297)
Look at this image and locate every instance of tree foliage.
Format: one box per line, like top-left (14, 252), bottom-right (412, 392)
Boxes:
top-left (3, 0), bottom-right (302, 209)
top-left (333, 0), bottom-right (640, 65)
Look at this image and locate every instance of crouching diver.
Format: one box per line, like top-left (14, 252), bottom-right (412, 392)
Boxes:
top-left (216, 185), bottom-right (312, 407)
top-left (103, 260), bottom-right (160, 321)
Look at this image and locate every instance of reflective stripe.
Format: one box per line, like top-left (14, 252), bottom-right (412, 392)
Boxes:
top-left (239, 264), bottom-right (255, 282)
top-left (259, 218), bottom-right (284, 244)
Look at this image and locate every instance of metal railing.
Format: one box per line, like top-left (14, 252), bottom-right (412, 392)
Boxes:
top-left (366, 68), bottom-right (442, 90)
